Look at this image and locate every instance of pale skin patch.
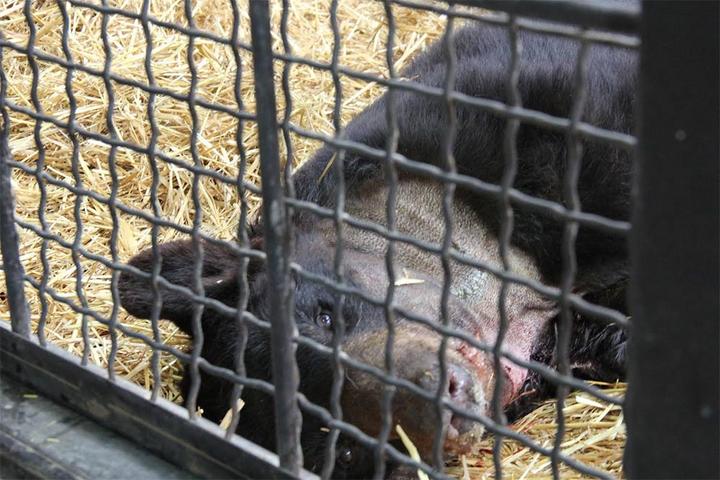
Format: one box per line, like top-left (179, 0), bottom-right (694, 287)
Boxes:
top-left (451, 268), bottom-right (490, 300)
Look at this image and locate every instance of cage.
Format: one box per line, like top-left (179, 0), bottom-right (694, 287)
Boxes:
top-left (0, 0), bottom-right (717, 479)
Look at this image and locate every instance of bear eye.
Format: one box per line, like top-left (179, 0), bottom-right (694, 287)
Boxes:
top-left (314, 311), bottom-right (333, 329)
top-left (338, 447), bottom-right (353, 465)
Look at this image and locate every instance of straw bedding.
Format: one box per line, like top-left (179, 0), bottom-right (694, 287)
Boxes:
top-left (0, 0), bottom-right (626, 476)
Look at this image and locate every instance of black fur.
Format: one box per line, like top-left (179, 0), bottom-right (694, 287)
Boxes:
top-left (292, 24), bottom-right (634, 286)
top-left (119, 22), bottom-right (635, 478)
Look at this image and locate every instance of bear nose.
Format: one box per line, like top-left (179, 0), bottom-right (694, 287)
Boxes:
top-left (341, 330), bottom-right (489, 458)
top-left (447, 363), bottom-right (473, 405)
top-left (413, 360), bottom-right (484, 440)
top-left (415, 360), bottom-right (474, 407)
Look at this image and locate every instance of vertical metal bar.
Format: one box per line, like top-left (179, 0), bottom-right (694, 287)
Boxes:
top-left (139, 0), bottom-right (165, 402)
top-left (550, 34), bottom-right (591, 480)
top-left (56, 0), bottom-right (90, 365)
top-left (320, 0), bottom-right (347, 477)
top-left (249, 1), bottom-right (302, 473)
top-left (374, 3), bottom-right (400, 478)
top-left (100, 0), bottom-right (120, 382)
top-left (432, 7), bottom-right (458, 474)
top-left (22, 0), bottom-right (51, 346)
top-left (492, 16), bottom-right (521, 479)
top-left (182, 0), bottom-right (206, 420)
top-left (0, 43), bottom-right (30, 337)
top-left (625, 2), bottom-right (719, 478)
top-left (225, 0), bottom-right (251, 439)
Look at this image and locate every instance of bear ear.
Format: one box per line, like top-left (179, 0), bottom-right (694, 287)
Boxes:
top-left (118, 237), bottom-right (263, 333)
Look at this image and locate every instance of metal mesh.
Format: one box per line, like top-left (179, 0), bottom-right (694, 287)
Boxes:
top-left (0, 1), bottom-right (640, 478)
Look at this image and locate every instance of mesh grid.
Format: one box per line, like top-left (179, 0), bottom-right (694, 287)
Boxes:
top-left (0, 1), bottom-right (639, 478)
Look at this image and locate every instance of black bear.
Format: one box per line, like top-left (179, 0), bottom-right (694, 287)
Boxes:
top-left (119, 20), bottom-right (634, 478)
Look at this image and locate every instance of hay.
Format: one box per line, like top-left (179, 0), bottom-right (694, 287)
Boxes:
top-left (446, 382), bottom-right (626, 479)
top-left (0, 0), bottom-right (625, 476)
top-left (397, 424), bottom-right (431, 480)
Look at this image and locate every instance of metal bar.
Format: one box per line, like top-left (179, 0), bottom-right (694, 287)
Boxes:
top-left (7, 162), bottom-right (261, 260)
top-left (0, 96), bottom-right (259, 194)
top-left (0, 43), bottom-right (30, 337)
top-left (0, 323), bottom-right (312, 480)
top-left (283, 124), bottom-right (632, 233)
top-left (100, 0), bottom-right (121, 382)
top-left (390, 0), bottom-right (640, 48)
top-left (0, 93), bottom-right (631, 238)
top-left (550, 35), bottom-right (603, 480)
top-left (492, 15), bottom-right (522, 478)
top-left (56, 0), bottom-right (90, 365)
top-left (59, 0), bottom-right (643, 49)
top-left (320, 1), bottom-right (348, 477)
top-left (0, 37), bottom-right (256, 123)
top-left (182, 0), bottom-right (206, 423)
top-left (281, 86), bottom-right (636, 151)
top-left (456, 0), bottom-right (640, 34)
top-left (432, 5), bottom-right (459, 474)
top-left (373, 1), bottom-right (401, 477)
top-left (0, 35), bottom-right (636, 150)
top-left (225, 0), bottom-right (251, 441)
top-left (625, 2), bottom-right (719, 478)
top-left (139, 0), bottom-right (165, 402)
top-left (21, 0), bottom-right (51, 346)
top-left (249, 1), bottom-right (302, 474)
top-left (31, 0), bottom-right (640, 56)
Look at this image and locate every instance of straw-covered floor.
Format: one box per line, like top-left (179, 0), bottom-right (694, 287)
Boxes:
top-left (0, 0), bottom-right (626, 477)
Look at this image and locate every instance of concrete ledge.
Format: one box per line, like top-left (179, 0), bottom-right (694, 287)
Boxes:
top-left (0, 373), bottom-right (196, 480)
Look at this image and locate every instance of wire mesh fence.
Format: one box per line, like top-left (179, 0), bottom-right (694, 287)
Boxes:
top-left (0, 0), bottom-right (651, 478)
